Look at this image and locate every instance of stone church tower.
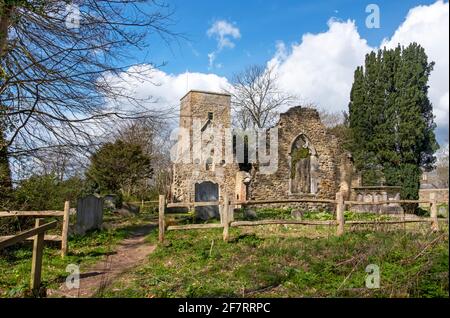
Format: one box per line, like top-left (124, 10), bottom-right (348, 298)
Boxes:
top-left (171, 90), bottom-right (240, 217)
top-left (171, 90), bottom-right (355, 216)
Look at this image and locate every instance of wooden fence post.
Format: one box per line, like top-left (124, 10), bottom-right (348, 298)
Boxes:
top-left (159, 195), bottom-right (165, 243)
top-left (223, 193), bottom-right (229, 242)
top-left (336, 191), bottom-right (345, 236)
top-left (430, 193), bottom-right (439, 232)
top-left (61, 201), bottom-right (70, 258)
top-left (219, 205), bottom-right (223, 225)
top-left (31, 219), bottom-right (45, 296)
top-left (229, 198), bottom-right (234, 222)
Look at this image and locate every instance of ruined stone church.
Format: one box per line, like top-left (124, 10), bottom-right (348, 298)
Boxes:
top-left (170, 90), bottom-right (356, 214)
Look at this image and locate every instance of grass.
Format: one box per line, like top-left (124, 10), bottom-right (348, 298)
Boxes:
top-left (2, 207), bottom-right (447, 298)
top-left (168, 208), bottom-right (396, 224)
top-left (0, 213), bottom-right (154, 298)
top-left (101, 219), bottom-right (448, 298)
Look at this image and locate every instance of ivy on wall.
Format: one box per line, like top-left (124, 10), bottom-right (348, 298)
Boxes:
top-left (290, 147), bottom-right (310, 179)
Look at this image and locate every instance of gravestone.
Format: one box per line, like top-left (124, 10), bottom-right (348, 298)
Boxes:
top-left (194, 181), bottom-right (219, 220)
top-left (438, 205), bottom-right (448, 218)
top-left (243, 208), bottom-right (257, 219)
top-left (103, 194), bottom-right (118, 209)
top-left (291, 210), bottom-right (304, 220)
top-left (75, 194), bottom-right (104, 235)
top-left (115, 202), bottom-right (140, 217)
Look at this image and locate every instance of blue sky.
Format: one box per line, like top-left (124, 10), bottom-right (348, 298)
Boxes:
top-left (143, 0), bottom-right (438, 78)
top-left (118, 1), bottom-right (448, 146)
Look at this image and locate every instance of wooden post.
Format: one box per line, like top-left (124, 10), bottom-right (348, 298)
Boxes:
top-left (31, 219), bottom-right (45, 296)
top-left (228, 198), bottom-right (234, 222)
top-left (430, 193), bottom-right (439, 231)
top-left (61, 201), bottom-right (70, 258)
top-left (223, 193), bottom-right (229, 242)
top-left (336, 191), bottom-right (345, 236)
top-left (159, 195), bottom-right (165, 243)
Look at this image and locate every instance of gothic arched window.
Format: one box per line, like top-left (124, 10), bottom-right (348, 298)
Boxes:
top-left (290, 134), bottom-right (318, 194)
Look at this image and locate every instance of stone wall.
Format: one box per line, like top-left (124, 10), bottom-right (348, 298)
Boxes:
top-left (171, 91), bottom-right (352, 214)
top-left (172, 90), bottom-right (239, 203)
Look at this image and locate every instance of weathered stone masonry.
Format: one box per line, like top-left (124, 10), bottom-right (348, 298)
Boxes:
top-left (171, 90), bottom-right (353, 213)
top-left (249, 107), bottom-right (341, 201)
top-left (171, 91), bottom-right (240, 205)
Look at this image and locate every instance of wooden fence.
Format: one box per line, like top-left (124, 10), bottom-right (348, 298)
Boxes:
top-left (158, 192), bottom-right (446, 243)
top-left (0, 201), bottom-right (74, 258)
top-left (0, 219), bottom-right (57, 296)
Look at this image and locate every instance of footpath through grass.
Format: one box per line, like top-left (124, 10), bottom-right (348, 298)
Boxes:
top-left (0, 213), bottom-right (155, 297)
top-left (102, 221), bottom-right (448, 298)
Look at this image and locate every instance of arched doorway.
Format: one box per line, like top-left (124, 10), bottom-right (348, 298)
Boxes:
top-left (194, 181), bottom-right (219, 219)
top-left (290, 134), bottom-right (318, 194)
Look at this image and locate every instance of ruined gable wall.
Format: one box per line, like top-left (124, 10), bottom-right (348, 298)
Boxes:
top-left (249, 107), bottom-right (341, 202)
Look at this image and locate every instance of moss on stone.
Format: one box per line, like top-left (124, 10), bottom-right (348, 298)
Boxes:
top-left (290, 147), bottom-right (310, 178)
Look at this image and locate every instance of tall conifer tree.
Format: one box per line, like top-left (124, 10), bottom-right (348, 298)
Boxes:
top-left (349, 43), bottom-right (438, 199)
top-left (0, 119), bottom-right (12, 202)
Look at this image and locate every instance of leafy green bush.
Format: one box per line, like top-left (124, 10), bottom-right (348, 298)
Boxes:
top-left (13, 174), bottom-right (86, 210)
top-left (0, 174), bottom-right (88, 235)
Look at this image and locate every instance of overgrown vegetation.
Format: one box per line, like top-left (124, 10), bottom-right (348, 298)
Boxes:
top-left (233, 207), bottom-right (394, 222)
top-left (85, 139), bottom-right (153, 197)
top-left (1, 207), bottom-right (447, 298)
top-left (0, 214), bottom-right (151, 298)
top-left (0, 174), bottom-right (88, 236)
top-left (290, 147), bottom-right (310, 179)
top-left (348, 43), bottom-right (438, 199)
top-left (101, 223), bottom-right (448, 298)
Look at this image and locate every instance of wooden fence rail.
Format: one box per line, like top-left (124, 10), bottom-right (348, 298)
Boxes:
top-left (0, 201), bottom-right (73, 258)
top-left (345, 200), bottom-right (431, 205)
top-left (158, 192), bottom-right (445, 243)
top-left (0, 219), bottom-right (57, 296)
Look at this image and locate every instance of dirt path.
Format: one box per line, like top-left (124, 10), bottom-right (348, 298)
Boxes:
top-left (49, 224), bottom-right (156, 298)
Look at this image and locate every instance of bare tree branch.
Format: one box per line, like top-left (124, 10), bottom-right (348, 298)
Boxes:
top-left (1, 0), bottom-right (177, 172)
top-left (225, 64), bottom-right (297, 129)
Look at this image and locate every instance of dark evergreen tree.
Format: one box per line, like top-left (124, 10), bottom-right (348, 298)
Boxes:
top-left (86, 139), bottom-right (153, 196)
top-left (0, 117), bottom-right (12, 204)
top-left (349, 43), bottom-right (438, 199)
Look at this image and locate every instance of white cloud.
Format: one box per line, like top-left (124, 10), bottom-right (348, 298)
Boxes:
top-left (381, 0), bottom-right (449, 130)
top-left (268, 1), bottom-right (448, 145)
top-left (105, 1), bottom-right (448, 147)
top-left (268, 18), bottom-right (373, 112)
top-left (207, 20), bottom-right (241, 68)
top-left (207, 20), bottom-right (241, 49)
top-left (105, 64), bottom-right (231, 115)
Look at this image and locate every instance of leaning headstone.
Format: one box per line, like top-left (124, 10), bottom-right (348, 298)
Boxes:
top-left (243, 208), bottom-right (257, 219)
top-left (115, 202), bottom-right (140, 217)
top-left (438, 205), bottom-right (448, 218)
top-left (75, 194), bottom-right (104, 235)
top-left (103, 194), bottom-right (118, 210)
top-left (291, 210), bottom-right (304, 220)
top-left (195, 206), bottom-right (219, 220)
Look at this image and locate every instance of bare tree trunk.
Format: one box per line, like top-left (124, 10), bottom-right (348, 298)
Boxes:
top-left (0, 3), bottom-right (13, 59)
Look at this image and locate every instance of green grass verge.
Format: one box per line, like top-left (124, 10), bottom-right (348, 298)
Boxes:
top-left (102, 223), bottom-right (448, 298)
top-left (0, 214), bottom-right (153, 298)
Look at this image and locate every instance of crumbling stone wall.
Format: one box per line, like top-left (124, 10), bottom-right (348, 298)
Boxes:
top-left (248, 107), bottom-right (341, 201)
top-left (171, 91), bottom-right (351, 211)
